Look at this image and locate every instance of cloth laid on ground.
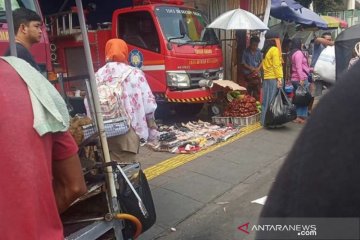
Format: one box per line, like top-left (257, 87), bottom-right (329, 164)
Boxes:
top-left (1, 56), bottom-right (69, 136)
top-left (147, 120), bottom-right (239, 154)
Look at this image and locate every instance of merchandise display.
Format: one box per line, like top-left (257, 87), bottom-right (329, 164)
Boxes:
top-left (147, 121), bottom-right (239, 154)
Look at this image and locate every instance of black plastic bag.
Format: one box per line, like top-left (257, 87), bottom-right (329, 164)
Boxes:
top-left (265, 88), bottom-right (297, 127)
top-left (116, 163), bottom-right (156, 239)
top-left (292, 85), bottom-right (312, 107)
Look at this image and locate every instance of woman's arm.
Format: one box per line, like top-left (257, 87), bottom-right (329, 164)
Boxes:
top-left (271, 48), bottom-right (283, 87)
top-left (271, 48), bottom-right (283, 79)
top-left (138, 71), bottom-right (157, 115)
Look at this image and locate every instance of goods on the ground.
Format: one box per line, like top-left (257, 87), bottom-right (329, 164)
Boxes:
top-left (147, 120), bottom-right (239, 154)
top-left (212, 116), bottom-right (232, 125)
top-left (232, 113), bottom-right (261, 127)
top-left (223, 94), bottom-right (260, 117)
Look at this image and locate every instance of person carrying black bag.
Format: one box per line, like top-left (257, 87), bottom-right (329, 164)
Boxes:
top-left (289, 38), bottom-right (312, 124)
top-left (261, 31), bottom-right (284, 126)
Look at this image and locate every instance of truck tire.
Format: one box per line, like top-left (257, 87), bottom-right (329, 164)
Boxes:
top-left (207, 102), bottom-right (225, 117)
top-left (174, 103), bottom-right (204, 117)
top-left (154, 103), bottom-right (174, 119)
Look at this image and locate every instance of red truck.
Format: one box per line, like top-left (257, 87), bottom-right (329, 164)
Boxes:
top-left (1, 0), bottom-right (223, 113)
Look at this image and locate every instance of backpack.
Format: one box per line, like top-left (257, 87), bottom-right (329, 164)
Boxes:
top-left (97, 68), bottom-right (133, 121)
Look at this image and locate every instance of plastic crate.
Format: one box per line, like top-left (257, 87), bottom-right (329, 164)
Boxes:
top-left (231, 113), bottom-right (260, 127)
top-left (212, 116), bottom-right (231, 125)
top-left (82, 117), bottom-right (129, 139)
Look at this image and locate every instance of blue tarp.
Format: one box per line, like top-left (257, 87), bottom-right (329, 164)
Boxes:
top-left (271, 0), bottom-right (303, 10)
top-left (271, 0), bottom-right (328, 29)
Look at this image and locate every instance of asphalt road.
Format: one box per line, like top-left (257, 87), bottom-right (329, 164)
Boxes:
top-left (157, 156), bottom-right (285, 240)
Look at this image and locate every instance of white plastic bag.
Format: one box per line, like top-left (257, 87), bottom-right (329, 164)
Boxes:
top-left (314, 46), bottom-right (336, 84)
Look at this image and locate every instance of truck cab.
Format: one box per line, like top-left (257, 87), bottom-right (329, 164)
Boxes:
top-left (113, 2), bottom-right (223, 103)
top-left (0, 0), bottom-right (51, 76)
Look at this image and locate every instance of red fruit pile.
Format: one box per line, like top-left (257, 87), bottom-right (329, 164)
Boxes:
top-left (223, 95), bottom-right (258, 117)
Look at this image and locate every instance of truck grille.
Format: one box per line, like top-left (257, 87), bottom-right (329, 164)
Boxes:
top-left (187, 69), bottom-right (222, 88)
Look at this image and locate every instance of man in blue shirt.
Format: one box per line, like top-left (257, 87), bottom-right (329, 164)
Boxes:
top-left (242, 36), bottom-right (263, 100)
top-left (311, 32), bottom-right (334, 97)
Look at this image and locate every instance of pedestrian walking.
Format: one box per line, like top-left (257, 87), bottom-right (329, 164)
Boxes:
top-left (261, 31), bottom-right (283, 126)
top-left (5, 8), bottom-right (42, 70)
top-left (85, 39), bottom-right (158, 162)
top-left (242, 36), bottom-right (263, 100)
top-left (290, 38), bottom-right (311, 124)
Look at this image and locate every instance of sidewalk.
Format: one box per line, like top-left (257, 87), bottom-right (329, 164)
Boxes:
top-left (138, 123), bottom-right (303, 240)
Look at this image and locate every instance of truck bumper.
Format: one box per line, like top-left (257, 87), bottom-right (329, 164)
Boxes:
top-left (164, 88), bottom-right (214, 103)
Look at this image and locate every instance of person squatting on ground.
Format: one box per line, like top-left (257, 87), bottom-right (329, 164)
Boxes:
top-left (5, 8), bottom-right (42, 70)
top-left (289, 38), bottom-right (312, 124)
top-left (261, 31), bottom-right (283, 126)
top-left (242, 36), bottom-right (263, 100)
top-left (0, 57), bottom-right (87, 240)
top-left (85, 39), bottom-right (158, 163)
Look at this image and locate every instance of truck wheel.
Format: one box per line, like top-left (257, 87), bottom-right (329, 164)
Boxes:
top-left (207, 103), bottom-right (224, 117)
top-left (155, 103), bottom-right (174, 119)
top-left (174, 103), bottom-right (204, 117)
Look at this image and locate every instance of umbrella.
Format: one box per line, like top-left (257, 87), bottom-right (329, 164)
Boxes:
top-left (271, 0), bottom-right (303, 10)
top-left (271, 0), bottom-right (328, 29)
top-left (335, 24), bottom-right (360, 78)
top-left (333, 17), bottom-right (348, 28)
top-left (321, 15), bottom-right (348, 29)
top-left (207, 8), bottom-right (269, 30)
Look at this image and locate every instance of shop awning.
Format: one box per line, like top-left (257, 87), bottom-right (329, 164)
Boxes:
top-left (271, 0), bottom-right (328, 29)
top-left (321, 15), bottom-right (348, 29)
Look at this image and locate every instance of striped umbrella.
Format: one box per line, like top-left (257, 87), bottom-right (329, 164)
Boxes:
top-left (321, 15), bottom-right (348, 29)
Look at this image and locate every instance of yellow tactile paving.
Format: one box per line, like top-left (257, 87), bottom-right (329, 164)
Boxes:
top-left (144, 122), bottom-right (262, 180)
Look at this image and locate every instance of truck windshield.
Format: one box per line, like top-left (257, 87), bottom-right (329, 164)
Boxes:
top-left (155, 6), bottom-right (219, 45)
top-left (0, 0), bottom-right (36, 21)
